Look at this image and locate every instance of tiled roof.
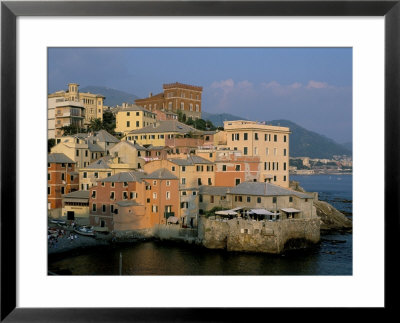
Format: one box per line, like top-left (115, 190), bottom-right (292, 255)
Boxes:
top-left (116, 200), bottom-right (141, 207)
top-left (124, 141), bottom-right (147, 151)
top-left (117, 104), bottom-right (156, 114)
top-left (168, 155), bottom-right (212, 166)
top-left (128, 120), bottom-right (201, 135)
top-left (84, 157), bottom-right (112, 169)
top-left (168, 158), bottom-right (193, 166)
top-left (48, 153), bottom-right (75, 164)
top-left (228, 182), bottom-right (313, 199)
top-left (100, 171), bottom-right (146, 183)
top-left (198, 186), bottom-right (231, 196)
top-left (92, 130), bottom-right (120, 143)
top-left (143, 168), bottom-right (178, 180)
top-left (62, 190), bottom-right (90, 199)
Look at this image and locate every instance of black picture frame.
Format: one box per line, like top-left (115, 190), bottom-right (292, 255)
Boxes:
top-left (1, 0), bottom-right (398, 321)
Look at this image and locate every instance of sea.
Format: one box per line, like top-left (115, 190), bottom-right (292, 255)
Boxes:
top-left (48, 174), bottom-right (353, 276)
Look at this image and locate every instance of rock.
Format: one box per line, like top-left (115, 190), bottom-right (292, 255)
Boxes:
top-left (290, 180), bottom-right (352, 231)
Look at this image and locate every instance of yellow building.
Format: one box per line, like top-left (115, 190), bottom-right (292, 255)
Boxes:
top-left (61, 190), bottom-right (90, 222)
top-left (115, 103), bottom-right (157, 135)
top-left (48, 83), bottom-right (105, 125)
top-left (223, 120), bottom-right (290, 188)
top-left (125, 120), bottom-right (203, 147)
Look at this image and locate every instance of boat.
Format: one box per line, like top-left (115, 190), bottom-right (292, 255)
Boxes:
top-left (50, 219), bottom-right (66, 225)
top-left (74, 226), bottom-right (95, 237)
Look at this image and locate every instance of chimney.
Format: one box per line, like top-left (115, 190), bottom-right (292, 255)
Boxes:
top-left (149, 92), bottom-right (153, 97)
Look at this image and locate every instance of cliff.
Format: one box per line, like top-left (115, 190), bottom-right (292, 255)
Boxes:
top-left (290, 181), bottom-right (352, 232)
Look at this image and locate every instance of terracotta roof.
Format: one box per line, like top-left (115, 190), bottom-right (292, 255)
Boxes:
top-left (143, 168), bottom-right (178, 180)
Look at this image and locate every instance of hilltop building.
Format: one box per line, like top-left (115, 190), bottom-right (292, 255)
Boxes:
top-left (48, 83), bottom-right (105, 128)
top-left (114, 103), bottom-right (157, 135)
top-left (135, 82), bottom-right (203, 120)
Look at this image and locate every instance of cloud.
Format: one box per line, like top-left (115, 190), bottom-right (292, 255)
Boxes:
top-left (306, 80), bottom-right (331, 89)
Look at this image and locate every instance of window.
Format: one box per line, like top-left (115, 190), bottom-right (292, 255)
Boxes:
top-left (85, 150), bottom-right (88, 157)
top-left (182, 191), bottom-right (187, 196)
top-left (273, 197), bottom-right (277, 203)
top-left (123, 192), bottom-right (128, 199)
top-left (244, 147), bottom-right (248, 155)
top-left (235, 178), bottom-right (241, 185)
top-left (166, 181), bottom-right (170, 186)
top-left (76, 150), bottom-right (79, 157)
top-left (110, 192), bottom-right (115, 200)
top-left (153, 180), bottom-right (157, 186)
top-left (274, 148), bottom-right (277, 156)
top-left (135, 121), bottom-right (139, 127)
top-left (284, 135), bottom-right (287, 142)
top-left (273, 176), bottom-right (277, 182)
top-left (208, 178), bottom-right (212, 185)
top-left (197, 178), bottom-right (202, 185)
top-left (284, 175), bottom-right (287, 181)
top-left (48, 174), bottom-right (50, 180)
top-left (102, 204), bottom-right (106, 213)
top-left (166, 191), bottom-right (171, 200)
top-left (127, 112), bottom-right (130, 116)
top-left (257, 197), bottom-right (261, 203)
top-left (91, 190), bottom-right (96, 198)
top-left (305, 198), bottom-right (308, 202)
top-left (107, 172), bottom-right (111, 177)
top-left (284, 162), bottom-right (287, 171)
top-left (277, 163), bottom-right (279, 171)
top-left (193, 191), bottom-right (197, 196)
top-left (83, 172), bottom-right (87, 178)
top-left (130, 192), bottom-right (136, 199)
top-left (102, 182), bottom-right (105, 187)
top-left (244, 133), bottom-right (248, 140)
top-left (247, 196), bottom-right (251, 203)
top-left (92, 203), bottom-right (96, 212)
top-left (127, 121), bottom-right (130, 127)
top-left (181, 178), bottom-right (186, 185)
top-left (255, 133), bottom-right (259, 140)
top-left (61, 173), bottom-right (65, 181)
top-left (111, 182), bottom-right (115, 187)
top-left (222, 165), bottom-right (227, 171)
top-left (172, 166), bottom-right (176, 172)
top-left (180, 102), bottom-right (184, 110)
top-left (235, 165), bottom-right (240, 171)
top-left (235, 196), bottom-right (243, 202)
top-left (199, 195), bottom-right (203, 202)
top-left (254, 147), bottom-right (258, 155)
top-left (152, 205), bottom-right (158, 213)
top-left (94, 172), bottom-right (98, 179)
top-left (48, 163), bottom-right (50, 168)
top-left (153, 192), bottom-right (157, 199)
top-left (284, 149), bottom-right (287, 156)
top-left (190, 104), bottom-right (193, 111)
top-left (210, 196), bottom-right (214, 203)
top-left (182, 166), bottom-right (186, 172)
top-left (289, 196), bottom-right (293, 202)
top-left (196, 104), bottom-right (199, 112)
top-left (274, 134), bottom-right (277, 142)
top-left (48, 187), bottom-right (50, 195)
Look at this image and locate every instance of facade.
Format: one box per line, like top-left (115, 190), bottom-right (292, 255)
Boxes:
top-left (154, 110), bottom-right (178, 121)
top-left (115, 103), bottom-right (157, 135)
top-left (48, 153), bottom-right (79, 209)
top-left (199, 181), bottom-right (315, 219)
top-left (48, 97), bottom-right (85, 139)
top-left (224, 120), bottom-right (290, 188)
top-left (135, 82), bottom-right (203, 120)
top-left (48, 83), bottom-right (105, 125)
top-left (125, 120), bottom-right (203, 147)
top-left (61, 190), bottom-right (90, 221)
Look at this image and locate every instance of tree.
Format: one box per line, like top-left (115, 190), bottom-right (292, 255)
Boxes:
top-left (48, 139), bottom-right (56, 152)
top-left (60, 124), bottom-right (83, 136)
top-left (102, 110), bottom-right (116, 134)
top-left (87, 118), bottom-right (103, 132)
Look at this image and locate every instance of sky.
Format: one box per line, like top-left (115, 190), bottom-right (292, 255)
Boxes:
top-left (48, 48), bottom-right (352, 143)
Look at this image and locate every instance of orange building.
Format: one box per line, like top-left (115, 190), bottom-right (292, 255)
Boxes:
top-left (48, 153), bottom-right (79, 209)
top-left (88, 170), bottom-right (179, 232)
top-left (135, 82), bottom-right (203, 120)
top-left (214, 154), bottom-right (261, 187)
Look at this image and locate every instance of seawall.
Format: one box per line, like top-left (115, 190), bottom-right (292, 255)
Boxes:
top-left (198, 217), bottom-right (320, 254)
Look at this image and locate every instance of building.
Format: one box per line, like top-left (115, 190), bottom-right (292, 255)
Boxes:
top-left (199, 181), bottom-right (315, 219)
top-left (89, 172), bottom-right (147, 231)
top-left (88, 170), bottom-right (180, 231)
top-left (61, 190), bottom-right (90, 221)
top-left (135, 82), bottom-right (203, 120)
top-left (154, 110), bottom-right (178, 121)
top-left (48, 153), bottom-right (79, 209)
top-left (125, 120), bottom-right (204, 147)
top-left (48, 98), bottom-right (85, 139)
top-left (114, 103), bottom-right (157, 135)
top-left (223, 120), bottom-right (290, 188)
top-left (51, 130), bottom-right (120, 168)
top-left (48, 83), bottom-right (105, 126)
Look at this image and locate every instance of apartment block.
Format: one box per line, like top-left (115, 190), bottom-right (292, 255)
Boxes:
top-left (115, 103), bottom-right (157, 135)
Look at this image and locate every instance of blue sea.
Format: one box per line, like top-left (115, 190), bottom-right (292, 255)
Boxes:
top-left (48, 174), bottom-right (352, 275)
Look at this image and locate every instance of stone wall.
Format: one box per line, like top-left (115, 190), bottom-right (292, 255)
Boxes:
top-left (198, 216), bottom-right (320, 254)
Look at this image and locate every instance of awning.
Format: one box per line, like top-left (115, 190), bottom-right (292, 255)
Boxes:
top-left (231, 207), bottom-right (243, 211)
top-left (167, 216), bottom-right (179, 224)
top-left (249, 209), bottom-right (275, 216)
top-left (215, 210), bottom-right (238, 216)
top-left (281, 208), bottom-right (301, 213)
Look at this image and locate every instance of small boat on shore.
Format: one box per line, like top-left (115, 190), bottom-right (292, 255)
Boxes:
top-left (74, 226), bottom-right (95, 237)
top-left (50, 219), bottom-right (66, 226)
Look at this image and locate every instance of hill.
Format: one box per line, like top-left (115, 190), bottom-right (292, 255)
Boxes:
top-left (80, 86), bottom-right (139, 107)
top-left (202, 111), bottom-right (246, 126)
top-left (266, 119), bottom-right (351, 158)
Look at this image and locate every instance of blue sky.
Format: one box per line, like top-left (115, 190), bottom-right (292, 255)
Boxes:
top-left (48, 48), bottom-right (352, 143)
